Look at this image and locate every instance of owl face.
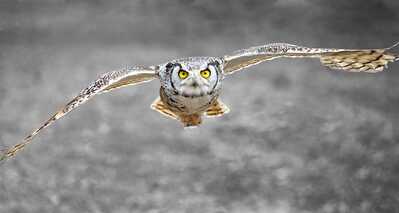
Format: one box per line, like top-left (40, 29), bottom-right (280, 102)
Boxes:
top-left (159, 57), bottom-right (223, 98)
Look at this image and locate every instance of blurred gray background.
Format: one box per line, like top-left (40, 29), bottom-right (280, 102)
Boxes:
top-left (1, 0), bottom-right (399, 213)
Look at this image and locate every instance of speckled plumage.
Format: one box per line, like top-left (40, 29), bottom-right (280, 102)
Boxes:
top-left (1, 42), bottom-right (398, 161)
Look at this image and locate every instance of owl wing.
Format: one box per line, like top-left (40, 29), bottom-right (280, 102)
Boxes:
top-left (222, 42), bottom-right (399, 74)
top-left (0, 66), bottom-right (158, 161)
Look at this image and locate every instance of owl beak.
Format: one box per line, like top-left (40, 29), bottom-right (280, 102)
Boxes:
top-left (185, 77), bottom-right (200, 88)
top-left (190, 80), bottom-right (199, 88)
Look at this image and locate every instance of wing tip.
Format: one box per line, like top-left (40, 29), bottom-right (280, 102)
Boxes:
top-left (0, 154), bottom-right (7, 162)
top-left (387, 41), bottom-right (399, 50)
top-left (0, 146), bottom-right (12, 163)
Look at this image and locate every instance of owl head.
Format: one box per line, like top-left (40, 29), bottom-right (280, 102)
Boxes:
top-left (159, 57), bottom-right (224, 98)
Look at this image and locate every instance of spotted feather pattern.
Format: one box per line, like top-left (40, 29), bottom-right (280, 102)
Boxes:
top-left (320, 50), bottom-right (398, 73)
top-left (223, 42), bottom-right (399, 74)
top-left (0, 67), bottom-right (157, 161)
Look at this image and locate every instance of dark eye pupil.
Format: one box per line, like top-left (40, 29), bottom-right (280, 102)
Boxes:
top-left (179, 70), bottom-right (188, 78)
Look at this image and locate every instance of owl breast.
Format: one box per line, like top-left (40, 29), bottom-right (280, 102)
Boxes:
top-left (160, 87), bottom-right (219, 115)
top-left (175, 94), bottom-right (216, 113)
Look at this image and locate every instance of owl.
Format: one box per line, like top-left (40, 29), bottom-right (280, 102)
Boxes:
top-left (1, 42), bottom-right (398, 161)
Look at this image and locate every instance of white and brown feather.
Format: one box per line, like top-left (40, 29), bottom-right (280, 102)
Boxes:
top-left (223, 42), bottom-right (398, 74)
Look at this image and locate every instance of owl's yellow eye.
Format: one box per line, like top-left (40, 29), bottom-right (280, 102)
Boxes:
top-left (178, 70), bottom-right (189, 79)
top-left (200, 69), bottom-right (211, 79)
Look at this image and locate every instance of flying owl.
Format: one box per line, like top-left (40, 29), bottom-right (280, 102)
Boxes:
top-left (1, 42), bottom-right (398, 161)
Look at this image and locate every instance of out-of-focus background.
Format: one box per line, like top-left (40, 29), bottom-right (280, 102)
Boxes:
top-left (1, 1), bottom-right (398, 212)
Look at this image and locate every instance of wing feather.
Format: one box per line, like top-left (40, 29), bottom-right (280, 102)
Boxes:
top-left (223, 42), bottom-right (399, 74)
top-left (0, 66), bottom-right (158, 161)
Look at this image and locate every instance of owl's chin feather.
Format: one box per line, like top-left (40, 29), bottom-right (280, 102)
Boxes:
top-left (181, 92), bottom-right (205, 98)
top-left (179, 86), bottom-right (209, 98)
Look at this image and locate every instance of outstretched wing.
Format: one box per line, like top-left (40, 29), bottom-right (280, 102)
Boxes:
top-left (223, 42), bottom-right (399, 74)
top-left (0, 66), bottom-right (158, 161)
